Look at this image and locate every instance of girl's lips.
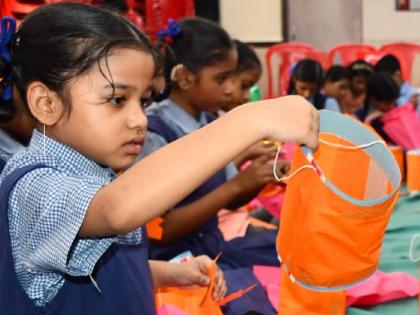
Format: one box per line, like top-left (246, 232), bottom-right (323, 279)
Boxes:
top-left (123, 142), bottom-right (143, 154)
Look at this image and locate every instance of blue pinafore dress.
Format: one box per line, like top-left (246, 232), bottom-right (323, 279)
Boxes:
top-left (0, 164), bottom-right (156, 315)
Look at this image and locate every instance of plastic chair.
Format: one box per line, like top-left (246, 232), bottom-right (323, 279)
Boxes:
top-left (0, 0), bottom-right (73, 21)
top-left (0, 0), bottom-right (46, 21)
top-left (145, 0), bottom-right (195, 42)
top-left (265, 42), bottom-right (316, 98)
top-left (379, 42), bottom-right (420, 82)
top-left (328, 44), bottom-right (377, 66)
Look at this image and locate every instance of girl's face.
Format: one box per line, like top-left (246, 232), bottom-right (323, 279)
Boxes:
top-left (223, 66), bottom-right (261, 112)
top-left (324, 78), bottom-right (350, 100)
top-left (187, 48), bottom-right (238, 114)
top-left (351, 75), bottom-right (367, 95)
top-left (50, 48), bottom-right (155, 171)
top-left (294, 80), bottom-right (318, 100)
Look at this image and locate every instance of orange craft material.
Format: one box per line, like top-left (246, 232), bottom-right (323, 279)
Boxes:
top-left (407, 150), bottom-right (420, 194)
top-left (389, 145), bottom-right (405, 182)
top-left (154, 254), bottom-right (257, 315)
top-left (147, 216), bottom-right (164, 240)
top-left (278, 269), bottom-right (346, 315)
top-left (276, 110), bottom-right (401, 291)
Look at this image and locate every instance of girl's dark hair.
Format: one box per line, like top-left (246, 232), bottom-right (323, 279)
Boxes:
top-left (287, 59), bottom-right (324, 95)
top-left (375, 54), bottom-right (401, 74)
top-left (324, 65), bottom-right (350, 84)
top-left (155, 17), bottom-right (234, 101)
top-left (233, 39), bottom-right (261, 73)
top-left (348, 60), bottom-right (374, 79)
top-left (367, 72), bottom-right (399, 102)
top-left (0, 2), bottom-right (158, 122)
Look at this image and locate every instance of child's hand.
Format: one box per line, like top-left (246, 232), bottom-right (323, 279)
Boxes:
top-left (233, 154), bottom-right (276, 191)
top-left (166, 256), bottom-right (227, 301)
top-left (234, 141), bottom-right (279, 167)
top-left (243, 95), bottom-right (319, 150)
top-left (228, 154), bottom-right (286, 207)
top-left (274, 160), bottom-right (291, 179)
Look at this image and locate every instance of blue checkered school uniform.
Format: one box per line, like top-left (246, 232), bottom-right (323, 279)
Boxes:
top-left (0, 130), bottom-right (155, 314)
top-left (0, 129), bottom-right (25, 172)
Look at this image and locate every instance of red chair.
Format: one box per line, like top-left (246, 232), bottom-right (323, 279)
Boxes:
top-left (0, 0), bottom-right (94, 21)
top-left (379, 42), bottom-right (420, 82)
top-left (328, 43), bottom-right (377, 66)
top-left (265, 42), bottom-right (316, 98)
top-left (145, 0), bottom-right (195, 42)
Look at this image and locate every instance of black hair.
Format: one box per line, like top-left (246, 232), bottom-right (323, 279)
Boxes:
top-left (348, 60), bottom-right (374, 79)
top-left (155, 17), bottom-right (234, 101)
top-left (100, 0), bottom-right (129, 14)
top-left (324, 65), bottom-right (350, 84)
top-left (366, 72), bottom-right (399, 102)
top-left (287, 59), bottom-right (324, 95)
top-left (0, 2), bottom-right (158, 123)
top-left (233, 39), bottom-right (261, 73)
top-left (375, 54), bottom-right (401, 74)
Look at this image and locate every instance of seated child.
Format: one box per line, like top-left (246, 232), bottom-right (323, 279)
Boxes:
top-left (375, 54), bottom-right (417, 106)
top-left (222, 40), bottom-right (262, 112)
top-left (355, 73), bottom-right (399, 144)
top-left (322, 65), bottom-right (353, 113)
top-left (288, 58), bottom-right (338, 111)
top-left (345, 60), bottom-right (374, 113)
top-left (0, 83), bottom-right (34, 171)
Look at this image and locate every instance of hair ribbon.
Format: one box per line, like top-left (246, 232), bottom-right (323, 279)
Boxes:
top-left (0, 17), bottom-right (16, 102)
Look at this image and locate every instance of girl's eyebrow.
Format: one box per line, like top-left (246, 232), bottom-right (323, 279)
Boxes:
top-left (103, 83), bottom-right (137, 91)
top-left (103, 83), bottom-right (154, 94)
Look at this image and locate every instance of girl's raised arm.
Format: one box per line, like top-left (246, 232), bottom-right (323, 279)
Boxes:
top-left (80, 95), bottom-right (319, 237)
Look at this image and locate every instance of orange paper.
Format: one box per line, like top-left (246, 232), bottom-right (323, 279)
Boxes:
top-left (407, 150), bottom-right (420, 193)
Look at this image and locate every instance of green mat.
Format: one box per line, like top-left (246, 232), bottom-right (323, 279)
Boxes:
top-left (348, 193), bottom-right (420, 315)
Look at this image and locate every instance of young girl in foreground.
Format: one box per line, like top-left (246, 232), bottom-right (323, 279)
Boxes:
top-left (0, 3), bottom-right (319, 314)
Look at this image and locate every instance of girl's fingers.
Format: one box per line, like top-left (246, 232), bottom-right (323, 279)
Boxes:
top-left (213, 267), bottom-right (227, 301)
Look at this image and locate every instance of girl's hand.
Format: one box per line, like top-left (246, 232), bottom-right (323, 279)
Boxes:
top-left (240, 95), bottom-right (319, 150)
top-left (165, 255), bottom-right (227, 302)
top-left (234, 141), bottom-right (279, 168)
top-left (227, 155), bottom-right (289, 208)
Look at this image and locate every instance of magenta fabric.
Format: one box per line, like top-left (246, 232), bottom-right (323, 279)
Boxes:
top-left (382, 103), bottom-right (420, 149)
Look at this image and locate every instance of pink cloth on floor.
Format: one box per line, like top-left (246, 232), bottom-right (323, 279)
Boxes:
top-left (252, 266), bottom-right (419, 311)
top-left (345, 270), bottom-right (419, 306)
top-left (218, 208), bottom-right (250, 241)
top-left (253, 265), bottom-right (281, 310)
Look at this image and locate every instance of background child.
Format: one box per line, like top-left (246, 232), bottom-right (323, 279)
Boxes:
top-left (287, 58), bottom-right (324, 107)
top-left (346, 60), bottom-right (374, 113)
top-left (355, 72), bottom-right (399, 143)
top-left (139, 17), bottom-right (287, 265)
top-left (222, 39), bottom-right (262, 112)
top-left (323, 65), bottom-right (351, 100)
top-left (288, 58), bottom-right (341, 112)
top-left (322, 65), bottom-right (353, 113)
top-left (137, 17), bottom-right (292, 314)
top-left (375, 54), bottom-right (417, 106)
top-left (0, 88), bottom-right (34, 171)
top-left (0, 4), bottom-right (319, 314)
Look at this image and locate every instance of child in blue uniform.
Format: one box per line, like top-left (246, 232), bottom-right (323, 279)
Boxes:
top-left (0, 4), bottom-right (319, 315)
top-left (137, 18), bottom-right (291, 315)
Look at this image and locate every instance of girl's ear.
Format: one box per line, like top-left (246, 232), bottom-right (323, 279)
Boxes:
top-left (171, 64), bottom-right (196, 90)
top-left (26, 81), bottom-right (66, 126)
